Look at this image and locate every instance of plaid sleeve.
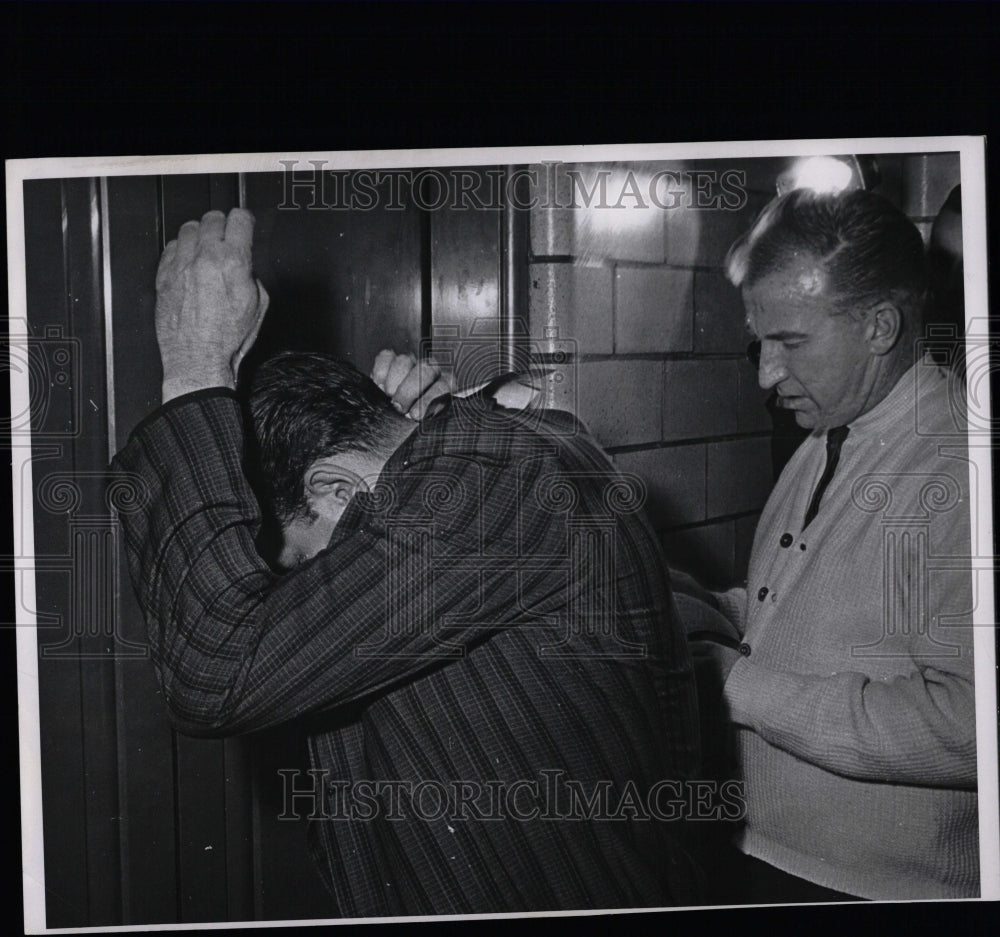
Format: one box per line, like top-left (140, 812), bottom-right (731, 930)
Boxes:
top-left (111, 392), bottom-right (562, 737)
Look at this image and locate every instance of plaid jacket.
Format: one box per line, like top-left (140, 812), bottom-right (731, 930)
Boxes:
top-left (112, 389), bottom-right (702, 915)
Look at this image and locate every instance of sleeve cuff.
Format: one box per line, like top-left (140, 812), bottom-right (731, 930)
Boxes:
top-left (714, 586), bottom-right (747, 635)
top-left (721, 656), bottom-right (757, 726)
top-left (126, 387), bottom-right (241, 441)
top-left (723, 657), bottom-right (805, 729)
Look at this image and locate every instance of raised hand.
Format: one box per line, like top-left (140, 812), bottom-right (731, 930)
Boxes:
top-left (156, 208), bottom-right (270, 403)
top-left (370, 349), bottom-right (455, 419)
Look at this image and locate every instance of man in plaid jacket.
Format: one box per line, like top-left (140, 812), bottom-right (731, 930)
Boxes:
top-left (110, 208), bottom-right (704, 916)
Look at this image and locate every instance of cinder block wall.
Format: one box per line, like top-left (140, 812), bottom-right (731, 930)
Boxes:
top-left (527, 160), bottom-right (784, 587)
top-left (524, 153), bottom-right (962, 588)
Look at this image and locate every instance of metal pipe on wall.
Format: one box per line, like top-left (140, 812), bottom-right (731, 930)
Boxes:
top-left (499, 166), bottom-right (530, 371)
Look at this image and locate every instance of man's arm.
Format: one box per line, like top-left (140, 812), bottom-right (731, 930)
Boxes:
top-left (723, 652), bottom-right (977, 788)
top-left (669, 568), bottom-right (747, 637)
top-left (113, 209), bottom-right (549, 736)
top-left (112, 390), bottom-right (560, 737)
top-left (721, 533), bottom-right (977, 790)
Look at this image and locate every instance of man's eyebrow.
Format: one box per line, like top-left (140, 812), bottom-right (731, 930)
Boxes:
top-left (744, 316), bottom-right (809, 342)
top-left (761, 330), bottom-right (810, 341)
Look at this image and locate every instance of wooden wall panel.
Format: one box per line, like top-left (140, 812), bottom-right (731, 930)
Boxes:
top-left (30, 165), bottom-right (505, 926)
top-left (428, 169), bottom-right (504, 378)
top-left (61, 177), bottom-right (122, 927)
top-left (241, 170), bottom-right (423, 373)
top-left (239, 169), bottom-right (428, 920)
top-left (24, 178), bottom-right (91, 929)
top-left (158, 173), bottom-right (240, 924)
top-left (105, 174), bottom-right (179, 925)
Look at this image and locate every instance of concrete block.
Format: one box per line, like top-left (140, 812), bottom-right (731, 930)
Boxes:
top-left (661, 520), bottom-right (735, 588)
top-left (529, 263), bottom-right (613, 355)
top-left (736, 357), bottom-right (772, 433)
top-left (614, 444), bottom-right (706, 528)
top-left (615, 266), bottom-right (693, 353)
top-left (735, 512), bottom-right (762, 581)
top-left (676, 157), bottom-right (785, 197)
top-left (706, 437), bottom-right (775, 517)
top-left (530, 162), bottom-right (666, 263)
top-left (575, 359), bottom-right (663, 447)
top-left (694, 270), bottom-right (746, 353)
top-left (665, 192), bottom-right (769, 268)
top-left (662, 359), bottom-right (738, 440)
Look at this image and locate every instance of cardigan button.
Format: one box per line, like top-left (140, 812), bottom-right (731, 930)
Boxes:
top-left (779, 533), bottom-right (793, 548)
top-left (757, 586), bottom-right (769, 601)
top-left (738, 643), bottom-right (751, 657)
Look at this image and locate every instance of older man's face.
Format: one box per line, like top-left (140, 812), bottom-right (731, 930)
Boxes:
top-left (743, 257), bottom-right (879, 432)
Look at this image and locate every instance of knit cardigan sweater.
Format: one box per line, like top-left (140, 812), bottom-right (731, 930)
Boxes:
top-left (719, 358), bottom-right (979, 899)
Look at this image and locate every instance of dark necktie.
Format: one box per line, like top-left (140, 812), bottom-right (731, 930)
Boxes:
top-left (802, 425), bottom-right (850, 530)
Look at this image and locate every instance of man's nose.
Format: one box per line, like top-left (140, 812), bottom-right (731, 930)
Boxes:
top-left (757, 342), bottom-right (788, 390)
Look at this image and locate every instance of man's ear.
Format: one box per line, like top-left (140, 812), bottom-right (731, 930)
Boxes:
top-left (304, 461), bottom-right (368, 508)
top-left (865, 301), bottom-right (903, 355)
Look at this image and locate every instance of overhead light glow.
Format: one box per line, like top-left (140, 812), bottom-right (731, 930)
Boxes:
top-left (776, 156), bottom-right (859, 196)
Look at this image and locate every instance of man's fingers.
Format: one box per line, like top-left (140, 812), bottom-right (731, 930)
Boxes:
top-left (233, 284), bottom-right (270, 377)
top-left (156, 240), bottom-right (179, 290)
top-left (248, 280), bottom-right (270, 343)
top-left (371, 349), bottom-right (396, 389)
top-left (174, 220), bottom-right (201, 267)
top-left (255, 279), bottom-right (270, 319)
top-left (493, 378), bottom-right (539, 411)
top-left (406, 377), bottom-right (453, 420)
top-left (384, 353), bottom-right (418, 398)
top-left (199, 210), bottom-right (226, 245)
top-left (392, 358), bottom-right (445, 411)
top-left (223, 208), bottom-right (255, 252)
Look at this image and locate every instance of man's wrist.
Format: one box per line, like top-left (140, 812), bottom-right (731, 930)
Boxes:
top-left (162, 367), bottom-right (235, 403)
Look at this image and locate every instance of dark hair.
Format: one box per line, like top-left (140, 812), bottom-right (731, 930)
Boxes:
top-left (248, 351), bottom-right (398, 520)
top-left (725, 188), bottom-right (928, 328)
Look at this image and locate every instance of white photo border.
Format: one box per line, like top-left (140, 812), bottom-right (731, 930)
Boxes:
top-left (7, 136), bottom-right (996, 932)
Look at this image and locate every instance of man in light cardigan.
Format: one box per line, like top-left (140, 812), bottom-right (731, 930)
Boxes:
top-left (341, 186), bottom-right (980, 904)
top-left (680, 187), bottom-right (978, 902)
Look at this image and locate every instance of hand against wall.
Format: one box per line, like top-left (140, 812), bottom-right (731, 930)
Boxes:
top-left (371, 349), bottom-right (455, 419)
top-left (157, 209), bottom-right (270, 403)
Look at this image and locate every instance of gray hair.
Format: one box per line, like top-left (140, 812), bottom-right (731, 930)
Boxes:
top-left (725, 189), bottom-right (928, 326)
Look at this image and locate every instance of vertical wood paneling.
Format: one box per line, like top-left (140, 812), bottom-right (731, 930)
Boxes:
top-left (428, 169), bottom-right (503, 377)
top-left (158, 173), bottom-right (233, 924)
top-left (60, 177), bottom-right (122, 927)
top-left (241, 171), bottom-right (422, 373)
top-left (239, 168), bottom-right (427, 920)
top-left (205, 174), bottom-right (259, 923)
top-left (24, 177), bottom-right (90, 928)
top-left (250, 729), bottom-right (335, 920)
top-left (31, 165), bottom-right (490, 926)
top-left (106, 175), bottom-right (179, 925)
top-left (223, 735), bottom-right (255, 921)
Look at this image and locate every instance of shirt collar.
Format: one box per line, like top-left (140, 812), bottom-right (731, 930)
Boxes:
top-left (846, 354), bottom-right (935, 437)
